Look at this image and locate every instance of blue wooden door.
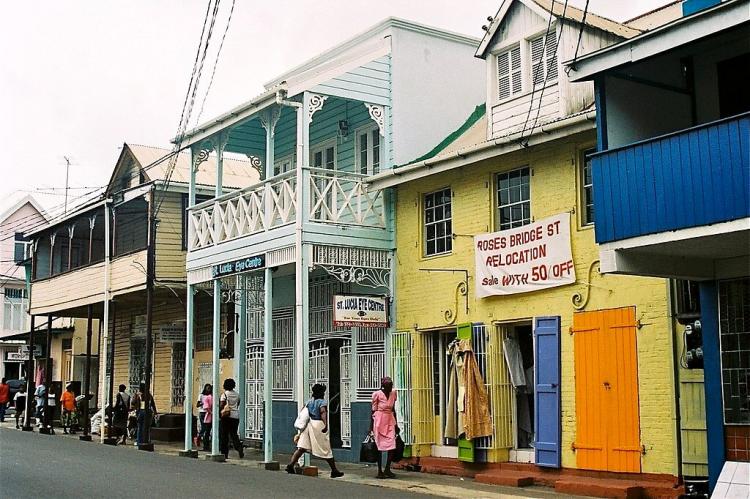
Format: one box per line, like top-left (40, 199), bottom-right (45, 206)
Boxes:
top-left (534, 316), bottom-right (561, 468)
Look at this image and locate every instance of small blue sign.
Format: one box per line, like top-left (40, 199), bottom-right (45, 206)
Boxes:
top-left (211, 254), bottom-right (265, 278)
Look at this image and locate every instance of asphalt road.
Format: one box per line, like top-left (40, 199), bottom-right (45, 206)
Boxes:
top-left (0, 428), bottom-right (433, 499)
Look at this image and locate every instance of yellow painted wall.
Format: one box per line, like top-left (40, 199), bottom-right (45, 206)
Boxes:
top-left (394, 130), bottom-right (678, 475)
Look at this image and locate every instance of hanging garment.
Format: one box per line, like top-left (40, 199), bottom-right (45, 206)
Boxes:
top-left (503, 337), bottom-right (526, 388)
top-left (444, 353), bottom-right (459, 440)
top-left (462, 349), bottom-right (493, 440)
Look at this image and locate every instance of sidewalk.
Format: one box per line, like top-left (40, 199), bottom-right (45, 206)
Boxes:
top-left (0, 419), bottom-right (580, 499)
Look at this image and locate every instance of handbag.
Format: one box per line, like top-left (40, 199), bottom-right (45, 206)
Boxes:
top-left (220, 392), bottom-right (232, 418)
top-left (294, 406), bottom-right (310, 431)
top-left (393, 434), bottom-right (405, 462)
top-left (359, 433), bottom-right (379, 463)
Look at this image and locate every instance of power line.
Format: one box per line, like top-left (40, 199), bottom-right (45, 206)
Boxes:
top-left (568, 0), bottom-right (591, 71)
top-left (195, 0), bottom-right (236, 125)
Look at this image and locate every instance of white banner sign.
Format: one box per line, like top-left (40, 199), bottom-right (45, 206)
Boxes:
top-left (7, 352), bottom-right (29, 361)
top-left (333, 295), bottom-right (388, 328)
top-left (475, 212), bottom-right (576, 297)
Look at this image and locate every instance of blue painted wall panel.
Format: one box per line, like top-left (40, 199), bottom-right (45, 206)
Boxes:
top-left (593, 114), bottom-right (750, 244)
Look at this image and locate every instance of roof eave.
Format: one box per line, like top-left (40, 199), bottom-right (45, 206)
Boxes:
top-left (566, 0), bottom-right (749, 82)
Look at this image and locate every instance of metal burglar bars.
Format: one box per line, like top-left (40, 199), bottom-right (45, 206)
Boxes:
top-left (390, 331), bottom-right (413, 445)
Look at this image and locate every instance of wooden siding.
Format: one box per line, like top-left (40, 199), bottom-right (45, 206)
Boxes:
top-left (593, 113), bottom-right (750, 244)
top-left (110, 297), bottom-right (186, 413)
top-left (155, 191), bottom-right (187, 281)
top-left (313, 55), bottom-right (391, 105)
top-left (31, 252), bottom-right (146, 315)
top-left (491, 84), bottom-right (560, 138)
top-left (489, 1), bottom-right (547, 50)
top-left (574, 307), bottom-right (641, 473)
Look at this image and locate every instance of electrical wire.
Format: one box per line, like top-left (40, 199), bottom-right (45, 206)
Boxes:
top-left (567, 0), bottom-right (591, 73)
top-left (195, 0), bottom-right (236, 125)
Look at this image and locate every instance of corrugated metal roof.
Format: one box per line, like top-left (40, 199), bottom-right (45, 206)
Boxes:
top-left (624, 1), bottom-right (684, 31)
top-left (127, 144), bottom-right (261, 190)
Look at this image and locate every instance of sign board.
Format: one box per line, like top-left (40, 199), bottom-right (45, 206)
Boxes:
top-left (212, 254), bottom-right (265, 279)
top-left (7, 351), bottom-right (29, 361)
top-left (474, 212), bottom-right (576, 297)
top-left (333, 295), bottom-right (388, 328)
top-left (158, 323), bottom-right (186, 343)
top-left (21, 344), bottom-right (42, 357)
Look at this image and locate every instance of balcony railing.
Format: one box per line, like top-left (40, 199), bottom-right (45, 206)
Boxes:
top-left (592, 113), bottom-right (750, 244)
top-left (187, 168), bottom-right (386, 251)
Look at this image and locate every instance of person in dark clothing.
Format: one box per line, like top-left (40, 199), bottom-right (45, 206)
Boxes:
top-left (131, 383), bottom-right (157, 446)
top-left (14, 385), bottom-right (26, 429)
top-left (218, 378), bottom-right (243, 460)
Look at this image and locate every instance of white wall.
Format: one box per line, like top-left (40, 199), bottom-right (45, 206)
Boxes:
top-left (390, 27), bottom-right (485, 165)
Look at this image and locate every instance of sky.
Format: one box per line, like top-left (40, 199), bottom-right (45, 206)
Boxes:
top-left (0, 0), bottom-right (673, 216)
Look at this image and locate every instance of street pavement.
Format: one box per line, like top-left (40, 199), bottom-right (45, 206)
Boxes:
top-left (0, 425), bottom-right (571, 498)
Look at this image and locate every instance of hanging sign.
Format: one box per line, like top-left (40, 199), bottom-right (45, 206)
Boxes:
top-left (158, 323), bottom-right (186, 343)
top-left (7, 351), bottom-right (29, 361)
top-left (333, 295), bottom-right (388, 328)
top-left (474, 212), bottom-right (576, 297)
top-left (21, 344), bottom-right (42, 357)
top-left (211, 254), bottom-right (265, 279)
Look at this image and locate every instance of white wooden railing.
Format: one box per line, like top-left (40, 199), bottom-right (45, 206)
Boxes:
top-left (188, 168), bottom-right (385, 251)
top-left (308, 168), bottom-right (385, 227)
top-left (188, 171), bottom-right (297, 250)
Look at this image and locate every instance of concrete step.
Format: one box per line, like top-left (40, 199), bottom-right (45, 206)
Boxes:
top-left (555, 478), bottom-right (645, 498)
top-left (475, 471), bottom-right (535, 487)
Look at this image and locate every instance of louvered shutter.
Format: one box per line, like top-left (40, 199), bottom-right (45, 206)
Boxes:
top-left (546, 30), bottom-right (558, 80)
top-left (497, 46), bottom-right (522, 101)
top-left (531, 35), bottom-right (545, 86)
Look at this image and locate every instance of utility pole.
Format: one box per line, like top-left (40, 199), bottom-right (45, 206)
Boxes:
top-left (139, 187), bottom-right (156, 452)
top-left (63, 156), bottom-right (71, 214)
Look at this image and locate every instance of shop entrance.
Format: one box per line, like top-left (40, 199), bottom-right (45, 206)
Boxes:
top-left (431, 329), bottom-right (458, 458)
top-left (501, 322), bottom-right (535, 462)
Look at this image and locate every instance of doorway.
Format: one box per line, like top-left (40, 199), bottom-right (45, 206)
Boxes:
top-left (574, 307), bottom-right (641, 473)
top-left (501, 323), bottom-right (535, 462)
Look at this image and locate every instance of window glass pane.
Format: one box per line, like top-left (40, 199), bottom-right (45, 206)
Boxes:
top-left (436, 239), bottom-right (445, 254)
top-left (426, 240), bottom-right (435, 255)
top-left (314, 151), bottom-right (322, 167)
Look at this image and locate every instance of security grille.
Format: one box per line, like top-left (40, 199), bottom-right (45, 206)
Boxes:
top-left (340, 342), bottom-right (352, 448)
top-left (245, 345), bottom-right (264, 440)
top-left (171, 343), bottom-right (186, 408)
top-left (389, 331), bottom-right (413, 445)
top-left (356, 328), bottom-right (387, 400)
top-left (129, 338), bottom-right (146, 393)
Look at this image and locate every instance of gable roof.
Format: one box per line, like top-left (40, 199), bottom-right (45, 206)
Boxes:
top-left (0, 193), bottom-right (46, 225)
top-left (106, 143), bottom-right (261, 195)
top-left (476, 0), bottom-right (641, 58)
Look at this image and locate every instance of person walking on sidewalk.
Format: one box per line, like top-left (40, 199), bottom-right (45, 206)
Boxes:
top-left (60, 384), bottom-right (78, 434)
top-left (34, 383), bottom-right (45, 426)
top-left (285, 384), bottom-right (344, 478)
top-left (0, 378), bottom-right (9, 423)
top-left (131, 383), bottom-right (157, 446)
top-left (14, 385), bottom-right (26, 429)
top-left (370, 376), bottom-right (399, 479)
top-left (112, 385), bottom-right (130, 444)
top-left (200, 385), bottom-right (213, 452)
top-left (218, 378), bottom-right (243, 459)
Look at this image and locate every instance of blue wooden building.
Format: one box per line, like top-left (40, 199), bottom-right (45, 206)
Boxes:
top-left (177, 18), bottom-right (486, 463)
top-left (567, 0), bottom-right (749, 495)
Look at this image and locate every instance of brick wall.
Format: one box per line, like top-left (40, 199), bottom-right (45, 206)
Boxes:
top-left (393, 129), bottom-right (679, 475)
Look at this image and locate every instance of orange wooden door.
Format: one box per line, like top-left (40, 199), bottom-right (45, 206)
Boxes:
top-left (574, 307), bottom-right (641, 472)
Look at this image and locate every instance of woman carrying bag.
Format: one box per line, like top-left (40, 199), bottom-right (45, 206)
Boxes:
top-left (218, 378), bottom-right (243, 460)
top-left (285, 384), bottom-right (343, 478)
top-left (370, 376), bottom-right (399, 479)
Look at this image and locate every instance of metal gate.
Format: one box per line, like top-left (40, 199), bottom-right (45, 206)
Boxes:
top-left (390, 331), bottom-right (413, 444)
top-left (245, 345), bottom-right (264, 440)
top-left (171, 343), bottom-right (186, 409)
top-left (129, 338), bottom-right (146, 393)
top-left (340, 342), bottom-right (352, 448)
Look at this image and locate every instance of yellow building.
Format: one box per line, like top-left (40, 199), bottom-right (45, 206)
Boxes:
top-left (370, 0), bottom-right (685, 484)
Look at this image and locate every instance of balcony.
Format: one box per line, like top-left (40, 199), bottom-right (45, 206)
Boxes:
top-left (187, 168), bottom-right (385, 251)
top-left (592, 113), bottom-right (750, 245)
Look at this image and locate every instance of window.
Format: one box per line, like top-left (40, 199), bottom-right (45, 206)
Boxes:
top-left (496, 167), bottom-right (531, 230)
top-left (497, 45), bottom-right (522, 101)
top-left (13, 233), bottom-right (30, 264)
top-left (530, 30), bottom-right (558, 86)
top-left (356, 125), bottom-right (382, 175)
top-left (719, 278), bottom-right (750, 424)
top-left (310, 141), bottom-right (336, 170)
top-left (424, 188), bottom-right (452, 256)
top-left (3, 287), bottom-right (27, 332)
top-left (581, 148), bottom-right (596, 225)
top-left (273, 153), bottom-right (295, 176)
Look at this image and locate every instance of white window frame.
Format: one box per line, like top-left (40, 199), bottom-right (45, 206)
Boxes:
top-left (580, 148), bottom-right (596, 226)
top-left (496, 166), bottom-right (531, 231)
top-left (273, 153), bottom-right (295, 176)
top-left (495, 43), bottom-right (523, 103)
top-left (309, 139), bottom-right (337, 171)
top-left (3, 288), bottom-right (27, 332)
top-left (529, 26), bottom-right (558, 88)
top-left (354, 124), bottom-right (382, 176)
top-left (423, 188), bottom-right (453, 257)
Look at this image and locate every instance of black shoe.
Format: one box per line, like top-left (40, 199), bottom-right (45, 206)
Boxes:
top-left (238, 450), bottom-right (244, 459)
top-left (385, 471), bottom-right (396, 479)
top-left (63, 430), bottom-right (68, 434)
top-left (285, 464), bottom-right (296, 474)
top-left (331, 470), bottom-right (344, 478)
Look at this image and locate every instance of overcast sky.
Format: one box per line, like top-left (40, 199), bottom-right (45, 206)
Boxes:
top-left (0, 0), bottom-right (672, 214)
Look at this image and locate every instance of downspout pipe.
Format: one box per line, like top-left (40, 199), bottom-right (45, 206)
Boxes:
top-left (101, 199), bottom-right (112, 443)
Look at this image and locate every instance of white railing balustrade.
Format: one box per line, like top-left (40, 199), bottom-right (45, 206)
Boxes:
top-left (188, 168), bottom-right (385, 251)
top-left (188, 171), bottom-right (297, 250)
top-left (308, 168), bottom-right (385, 227)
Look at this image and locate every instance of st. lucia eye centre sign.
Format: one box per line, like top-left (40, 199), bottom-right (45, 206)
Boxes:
top-left (211, 254), bottom-right (265, 279)
top-left (333, 295), bottom-right (388, 328)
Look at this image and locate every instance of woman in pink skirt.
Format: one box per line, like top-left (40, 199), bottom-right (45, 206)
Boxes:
top-left (370, 376), bottom-right (399, 478)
